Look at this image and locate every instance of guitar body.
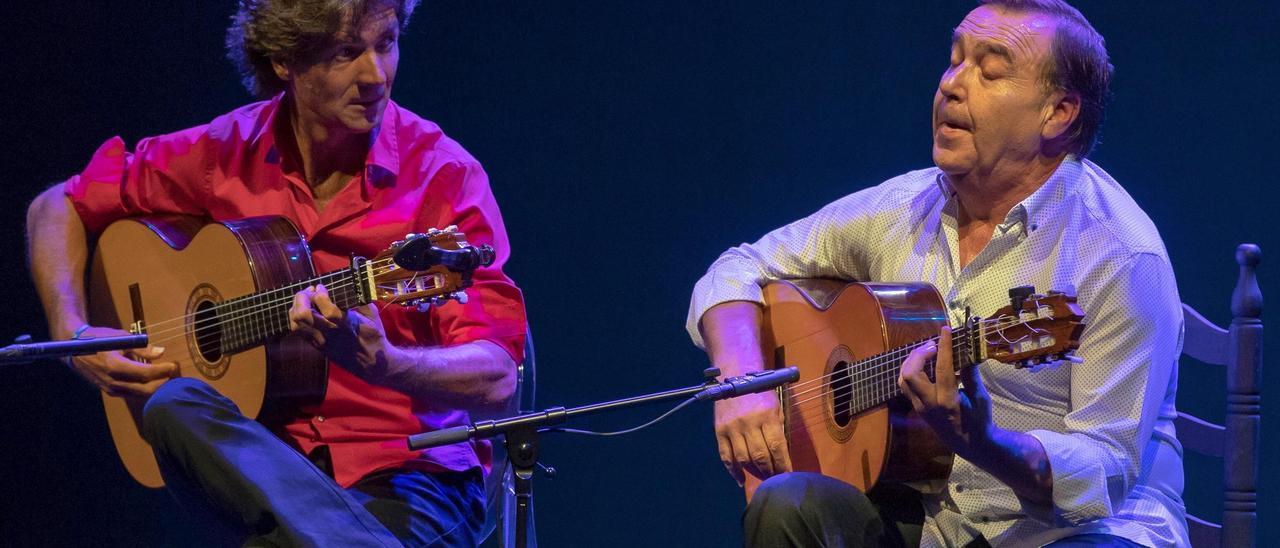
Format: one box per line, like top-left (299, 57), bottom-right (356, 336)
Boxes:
top-left (744, 280), bottom-right (955, 501)
top-left (87, 216), bottom-right (326, 488)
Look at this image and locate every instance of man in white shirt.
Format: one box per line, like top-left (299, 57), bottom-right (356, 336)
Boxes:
top-left (687, 1), bottom-right (1187, 546)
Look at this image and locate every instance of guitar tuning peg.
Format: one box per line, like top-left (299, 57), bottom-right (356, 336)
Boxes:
top-left (415, 301), bottom-right (432, 313)
top-left (452, 291), bottom-right (469, 304)
top-left (1061, 354), bottom-right (1084, 365)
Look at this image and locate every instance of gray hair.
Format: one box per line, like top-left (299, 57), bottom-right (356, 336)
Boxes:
top-left (979, 0), bottom-right (1113, 157)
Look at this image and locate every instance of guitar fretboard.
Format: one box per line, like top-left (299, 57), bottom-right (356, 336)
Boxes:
top-left (215, 266), bottom-right (368, 354)
top-left (811, 323), bottom-right (980, 418)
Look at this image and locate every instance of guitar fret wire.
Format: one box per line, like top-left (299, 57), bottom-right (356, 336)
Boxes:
top-left (137, 259), bottom-right (401, 342)
top-left (783, 347), bottom-right (971, 415)
top-left (780, 313), bottom-right (1030, 395)
top-left (135, 258), bottom-right (398, 335)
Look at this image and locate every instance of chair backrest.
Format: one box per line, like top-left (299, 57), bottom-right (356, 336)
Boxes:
top-left (480, 327), bottom-right (536, 547)
top-left (1175, 244), bottom-right (1262, 548)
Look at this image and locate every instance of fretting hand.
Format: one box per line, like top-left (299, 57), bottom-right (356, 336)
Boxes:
top-left (288, 283), bottom-right (401, 382)
top-left (896, 326), bottom-right (996, 459)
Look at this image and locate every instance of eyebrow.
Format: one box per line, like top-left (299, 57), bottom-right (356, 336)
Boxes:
top-left (951, 30), bottom-right (1015, 63)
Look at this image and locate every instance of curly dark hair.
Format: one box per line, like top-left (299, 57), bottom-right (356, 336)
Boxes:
top-left (226, 0), bottom-right (420, 98)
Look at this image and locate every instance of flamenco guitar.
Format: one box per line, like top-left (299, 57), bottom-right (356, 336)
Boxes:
top-left (744, 280), bottom-right (1084, 501)
top-left (86, 215), bottom-right (492, 488)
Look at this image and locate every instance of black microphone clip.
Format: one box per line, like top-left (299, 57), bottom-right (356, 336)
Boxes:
top-left (693, 366), bottom-right (799, 402)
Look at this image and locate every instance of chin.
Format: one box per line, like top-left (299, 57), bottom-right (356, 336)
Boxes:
top-left (932, 144), bottom-right (973, 177)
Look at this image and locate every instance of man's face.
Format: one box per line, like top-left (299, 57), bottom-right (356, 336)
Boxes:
top-left (287, 6), bottom-right (400, 135)
top-left (932, 5), bottom-right (1059, 180)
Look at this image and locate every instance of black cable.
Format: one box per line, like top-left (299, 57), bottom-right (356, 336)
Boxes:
top-left (547, 396), bottom-right (698, 437)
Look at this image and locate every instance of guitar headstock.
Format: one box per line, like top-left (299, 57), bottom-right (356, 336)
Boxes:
top-left (365, 226), bottom-right (495, 309)
top-left (980, 289), bottom-right (1085, 370)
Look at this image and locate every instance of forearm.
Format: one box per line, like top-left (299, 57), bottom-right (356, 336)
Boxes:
top-left (380, 339), bottom-right (517, 414)
top-left (27, 184), bottom-right (90, 338)
top-left (967, 427), bottom-right (1054, 507)
top-left (699, 300), bottom-right (766, 377)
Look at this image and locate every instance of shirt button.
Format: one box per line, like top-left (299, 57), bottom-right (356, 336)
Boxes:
top-left (316, 415), bottom-right (326, 423)
top-left (980, 516), bottom-right (990, 523)
top-left (955, 484), bottom-right (965, 492)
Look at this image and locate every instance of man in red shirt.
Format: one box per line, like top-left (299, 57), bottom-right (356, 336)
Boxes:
top-left (25, 0), bottom-right (526, 545)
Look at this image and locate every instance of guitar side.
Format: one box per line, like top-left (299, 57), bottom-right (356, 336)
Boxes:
top-left (87, 216), bottom-right (323, 488)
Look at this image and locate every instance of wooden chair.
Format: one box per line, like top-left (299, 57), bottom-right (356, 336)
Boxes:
top-left (1176, 243), bottom-right (1262, 548)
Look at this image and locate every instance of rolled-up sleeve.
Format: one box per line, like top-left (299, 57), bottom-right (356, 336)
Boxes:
top-left (1024, 252), bottom-right (1182, 525)
top-left (421, 160), bottom-right (527, 364)
top-left (63, 128), bottom-right (211, 234)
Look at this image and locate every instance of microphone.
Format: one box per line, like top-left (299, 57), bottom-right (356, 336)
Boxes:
top-left (694, 367), bottom-right (799, 402)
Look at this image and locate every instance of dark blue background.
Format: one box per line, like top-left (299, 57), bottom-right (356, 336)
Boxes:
top-left (1, 1), bottom-right (1275, 545)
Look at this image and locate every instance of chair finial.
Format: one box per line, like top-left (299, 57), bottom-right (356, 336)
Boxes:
top-left (1232, 244), bottom-right (1262, 319)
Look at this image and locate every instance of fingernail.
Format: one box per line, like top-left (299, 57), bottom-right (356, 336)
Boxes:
top-left (153, 346), bottom-right (165, 354)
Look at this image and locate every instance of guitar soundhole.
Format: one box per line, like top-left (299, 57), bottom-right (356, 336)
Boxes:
top-left (831, 361), bottom-right (854, 427)
top-left (193, 300), bottom-right (224, 363)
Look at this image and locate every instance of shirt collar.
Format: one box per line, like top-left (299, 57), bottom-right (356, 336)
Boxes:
top-left (934, 154), bottom-right (1081, 236)
top-left (256, 93), bottom-right (402, 193)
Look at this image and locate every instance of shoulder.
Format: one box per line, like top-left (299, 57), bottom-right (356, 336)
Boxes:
top-left (821, 166), bottom-right (947, 220)
top-left (385, 100), bottom-right (482, 169)
top-left (1070, 159), bottom-right (1170, 261)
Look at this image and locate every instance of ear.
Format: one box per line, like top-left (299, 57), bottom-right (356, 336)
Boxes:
top-left (1041, 90), bottom-right (1081, 142)
top-left (271, 59), bottom-right (291, 83)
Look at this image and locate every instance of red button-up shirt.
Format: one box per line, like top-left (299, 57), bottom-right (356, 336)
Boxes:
top-left (64, 95), bottom-right (527, 487)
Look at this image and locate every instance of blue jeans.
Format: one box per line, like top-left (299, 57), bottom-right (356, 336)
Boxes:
top-left (141, 377), bottom-right (484, 547)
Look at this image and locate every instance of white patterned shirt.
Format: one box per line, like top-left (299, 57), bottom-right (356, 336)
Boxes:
top-left (687, 157), bottom-right (1188, 547)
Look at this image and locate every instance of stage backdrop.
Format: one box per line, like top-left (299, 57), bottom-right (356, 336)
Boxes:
top-left (1, 1), bottom-right (1275, 545)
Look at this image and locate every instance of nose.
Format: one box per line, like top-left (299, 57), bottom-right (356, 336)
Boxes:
top-left (937, 63), bottom-right (964, 103)
top-left (356, 50), bottom-right (388, 87)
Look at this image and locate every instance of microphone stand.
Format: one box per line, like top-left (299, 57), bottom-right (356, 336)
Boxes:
top-left (0, 333), bottom-right (150, 365)
top-left (408, 368), bottom-right (727, 548)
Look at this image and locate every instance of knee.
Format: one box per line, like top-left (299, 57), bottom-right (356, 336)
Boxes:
top-left (746, 472), bottom-right (876, 531)
top-left (141, 377), bottom-right (220, 442)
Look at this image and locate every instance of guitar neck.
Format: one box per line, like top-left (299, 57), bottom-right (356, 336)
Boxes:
top-left (217, 262), bottom-right (372, 354)
top-left (836, 323), bottom-right (980, 416)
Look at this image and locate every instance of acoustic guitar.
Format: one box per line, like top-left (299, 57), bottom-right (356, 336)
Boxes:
top-left (743, 280), bottom-right (1084, 501)
top-left (86, 215), bottom-right (492, 488)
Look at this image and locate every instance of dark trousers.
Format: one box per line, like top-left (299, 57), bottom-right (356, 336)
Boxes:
top-left (743, 472), bottom-right (1146, 548)
top-left (141, 377), bottom-right (485, 547)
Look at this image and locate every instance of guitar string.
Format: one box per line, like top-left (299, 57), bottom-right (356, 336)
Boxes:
top-left (135, 257), bottom-right (401, 334)
top-left (780, 312), bottom-right (1035, 396)
top-left (115, 258), bottom-right (422, 350)
top-left (783, 320), bottom-right (1051, 414)
top-left (147, 267), bottom-right (402, 351)
top-left (119, 254), bottom-right (404, 340)
top-left (781, 355), bottom-right (961, 443)
top-left (780, 325), bottom-right (1054, 438)
top-left (170, 265), bottom-right (440, 353)
top-left (782, 343), bottom-right (974, 428)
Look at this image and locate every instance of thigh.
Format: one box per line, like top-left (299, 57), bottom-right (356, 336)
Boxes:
top-left (744, 472), bottom-right (919, 548)
top-left (347, 468), bottom-right (486, 548)
top-left (1045, 534), bottom-right (1147, 547)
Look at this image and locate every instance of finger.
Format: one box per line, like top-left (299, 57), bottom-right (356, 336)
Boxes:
top-left (105, 356), bottom-right (178, 383)
top-left (313, 284), bottom-right (342, 327)
top-left (353, 304), bottom-right (377, 320)
top-left (724, 431), bottom-right (749, 485)
top-left (290, 288), bottom-right (315, 330)
top-left (716, 431), bottom-right (743, 484)
top-left (104, 376), bottom-right (171, 399)
top-left (898, 374), bottom-right (926, 412)
top-left (899, 342), bottom-right (939, 403)
top-left (760, 419), bottom-right (792, 474)
top-left (744, 429), bottom-right (777, 479)
top-left (959, 359), bottom-right (986, 398)
top-left (293, 322), bottom-right (326, 347)
top-left (935, 326), bottom-right (957, 395)
top-left (129, 345), bottom-right (166, 360)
